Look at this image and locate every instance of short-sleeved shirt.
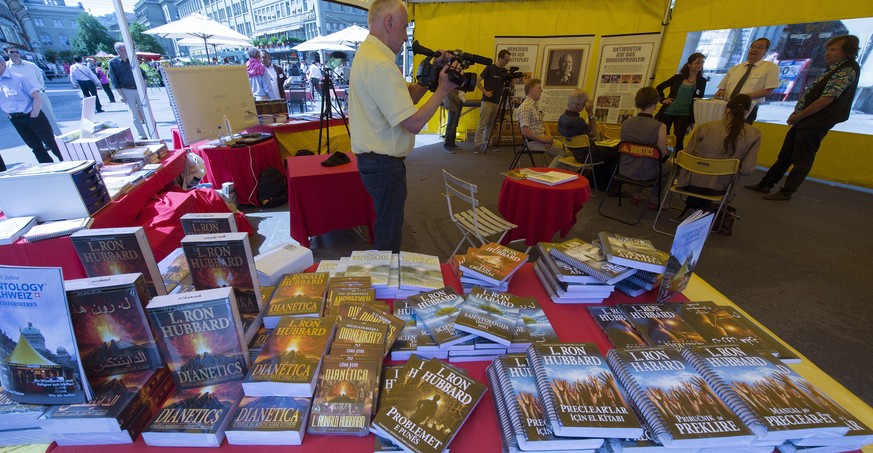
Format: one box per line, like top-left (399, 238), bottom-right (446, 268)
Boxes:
top-left (0, 69), bottom-right (37, 114)
top-left (795, 58), bottom-right (858, 112)
top-left (557, 110), bottom-right (592, 138)
top-left (517, 96), bottom-right (545, 136)
top-left (307, 64), bottom-right (323, 80)
top-left (70, 62), bottom-right (99, 85)
top-left (7, 60), bottom-right (45, 91)
top-left (479, 64), bottom-right (506, 103)
top-left (348, 35), bottom-right (417, 158)
top-left (717, 60), bottom-right (779, 103)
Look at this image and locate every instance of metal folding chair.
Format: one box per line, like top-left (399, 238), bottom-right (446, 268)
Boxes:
top-left (598, 141), bottom-right (663, 225)
top-left (508, 137), bottom-right (547, 169)
top-left (443, 169), bottom-right (517, 256)
top-left (558, 134), bottom-right (604, 194)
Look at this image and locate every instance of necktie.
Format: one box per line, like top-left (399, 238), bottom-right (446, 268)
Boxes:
top-left (729, 63), bottom-right (754, 100)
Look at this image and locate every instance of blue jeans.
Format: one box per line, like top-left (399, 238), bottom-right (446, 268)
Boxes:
top-left (357, 153), bottom-right (407, 252)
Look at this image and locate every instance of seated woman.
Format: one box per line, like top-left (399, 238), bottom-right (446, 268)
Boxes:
top-left (620, 87), bottom-right (673, 209)
top-left (676, 94), bottom-right (761, 210)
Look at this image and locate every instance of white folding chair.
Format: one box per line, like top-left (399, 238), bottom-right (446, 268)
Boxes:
top-left (443, 169), bottom-right (517, 256)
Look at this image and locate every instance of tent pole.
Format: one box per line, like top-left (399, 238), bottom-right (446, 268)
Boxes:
top-left (649, 0), bottom-right (674, 84)
top-left (112, 0), bottom-right (159, 140)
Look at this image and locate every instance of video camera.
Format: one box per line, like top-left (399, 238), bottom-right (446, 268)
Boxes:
top-left (412, 40), bottom-right (492, 92)
top-left (503, 66), bottom-right (523, 83)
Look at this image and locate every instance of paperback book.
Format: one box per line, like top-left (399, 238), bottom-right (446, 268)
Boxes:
top-left (399, 251), bottom-right (444, 292)
top-left (179, 212), bottom-right (237, 235)
top-left (586, 306), bottom-right (648, 349)
top-left (371, 356), bottom-right (487, 453)
top-left (718, 306), bottom-right (801, 364)
top-left (657, 211), bottom-right (715, 302)
top-left (345, 250), bottom-right (392, 288)
top-left (532, 261), bottom-right (610, 304)
top-left (308, 357), bottom-right (381, 435)
top-left (0, 215), bottom-right (36, 245)
top-left (71, 226), bottom-right (167, 297)
top-left (670, 301), bottom-right (775, 352)
top-left (458, 243), bottom-right (528, 286)
top-left (0, 265), bottom-right (91, 404)
top-left (391, 300), bottom-right (440, 361)
top-left (526, 343), bottom-right (643, 439)
top-left (620, 303), bottom-right (706, 348)
top-left (225, 396), bottom-right (311, 445)
top-left (181, 233), bottom-right (263, 341)
top-left (681, 344), bottom-right (849, 441)
top-left (247, 325), bottom-right (273, 358)
top-left (146, 287), bottom-right (250, 389)
top-left (409, 287), bottom-right (475, 349)
top-left (536, 242), bottom-right (602, 284)
top-left (243, 317), bottom-right (336, 397)
top-left (606, 346), bottom-right (756, 448)
top-left (512, 296), bottom-right (559, 351)
top-left (375, 365), bottom-right (404, 452)
top-left (598, 232), bottom-right (670, 274)
top-left (533, 260), bottom-right (613, 301)
top-left (454, 286), bottom-right (520, 346)
top-left (325, 288), bottom-right (376, 318)
top-left (337, 303), bottom-right (405, 354)
top-left (157, 247), bottom-right (191, 293)
top-left (264, 272), bottom-right (329, 326)
top-left (549, 238), bottom-right (637, 285)
top-left (64, 273), bottom-right (162, 377)
top-left (333, 318), bottom-right (389, 351)
top-left (142, 381), bottom-right (243, 447)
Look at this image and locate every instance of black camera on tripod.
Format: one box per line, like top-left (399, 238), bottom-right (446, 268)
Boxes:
top-left (412, 40), bottom-right (492, 92)
top-left (503, 66), bottom-right (523, 84)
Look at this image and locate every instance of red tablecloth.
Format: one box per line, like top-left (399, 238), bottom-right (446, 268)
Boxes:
top-left (498, 167), bottom-right (591, 246)
top-left (191, 137), bottom-right (284, 206)
top-left (286, 152), bottom-right (375, 248)
top-left (44, 263), bottom-right (668, 453)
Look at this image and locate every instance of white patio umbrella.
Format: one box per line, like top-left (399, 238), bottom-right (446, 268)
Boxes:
top-left (292, 41), bottom-right (355, 52)
top-left (176, 36), bottom-right (251, 61)
top-left (319, 25), bottom-right (369, 47)
top-left (144, 13), bottom-right (252, 61)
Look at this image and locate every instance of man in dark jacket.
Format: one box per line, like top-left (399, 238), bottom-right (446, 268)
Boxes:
top-left (745, 35), bottom-right (860, 201)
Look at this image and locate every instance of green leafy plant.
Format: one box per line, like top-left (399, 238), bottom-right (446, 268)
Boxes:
top-left (269, 36), bottom-right (278, 45)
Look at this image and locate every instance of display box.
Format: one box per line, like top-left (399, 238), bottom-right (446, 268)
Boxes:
top-left (55, 128), bottom-right (135, 166)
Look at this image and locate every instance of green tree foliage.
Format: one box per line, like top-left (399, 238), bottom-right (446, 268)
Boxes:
top-left (130, 23), bottom-right (165, 55)
top-left (71, 14), bottom-right (116, 55)
top-left (43, 50), bottom-right (58, 63)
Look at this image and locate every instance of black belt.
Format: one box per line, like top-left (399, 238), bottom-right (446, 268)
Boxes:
top-left (9, 112), bottom-right (29, 118)
top-left (357, 152), bottom-right (405, 161)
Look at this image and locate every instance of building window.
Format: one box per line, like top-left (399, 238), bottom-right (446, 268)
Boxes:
top-left (39, 33), bottom-right (51, 45)
top-left (58, 33), bottom-right (69, 45)
top-left (53, 19), bottom-right (63, 27)
top-left (34, 18), bottom-right (44, 26)
top-left (70, 20), bottom-right (76, 28)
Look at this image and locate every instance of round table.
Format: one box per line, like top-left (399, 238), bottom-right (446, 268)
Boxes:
top-left (693, 98), bottom-right (728, 124)
top-left (497, 168), bottom-right (591, 246)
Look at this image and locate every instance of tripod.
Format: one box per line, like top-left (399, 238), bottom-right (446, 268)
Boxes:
top-left (317, 67), bottom-right (350, 154)
top-left (486, 83), bottom-right (520, 155)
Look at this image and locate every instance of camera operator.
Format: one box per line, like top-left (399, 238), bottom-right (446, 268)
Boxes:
top-left (472, 49), bottom-right (511, 154)
top-left (350, 0), bottom-right (461, 253)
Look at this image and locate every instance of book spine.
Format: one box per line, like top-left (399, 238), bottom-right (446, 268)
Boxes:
top-left (492, 360), bottom-right (528, 440)
top-left (605, 350), bottom-right (671, 444)
top-left (486, 366), bottom-right (519, 453)
top-left (679, 348), bottom-right (765, 437)
top-left (525, 347), bottom-right (561, 432)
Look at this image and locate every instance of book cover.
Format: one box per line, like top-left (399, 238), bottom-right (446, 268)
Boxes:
top-left (458, 243), bottom-right (528, 286)
top-left (247, 325), bottom-right (273, 358)
top-left (375, 364), bottom-right (410, 452)
top-left (371, 357), bottom-right (487, 453)
top-left (264, 272), bottom-right (328, 326)
top-left (71, 227), bottom-right (167, 297)
top-left (333, 318), bottom-right (389, 351)
top-left (391, 301), bottom-right (439, 360)
top-left (142, 381), bottom-right (243, 447)
top-left (586, 306), bottom-right (648, 349)
top-left (533, 260), bottom-right (614, 299)
top-left (526, 343), bottom-right (643, 439)
top-left (532, 261), bottom-right (609, 304)
top-left (399, 252), bottom-right (444, 292)
top-left (409, 287), bottom-right (474, 349)
top-left (657, 211), bottom-right (715, 302)
top-left (454, 287), bottom-right (521, 346)
top-left (180, 213), bottom-right (237, 235)
top-left (337, 302), bottom-right (405, 354)
top-left (64, 273), bottom-right (163, 377)
top-left (158, 247), bottom-right (191, 290)
top-left (606, 346), bottom-right (755, 448)
top-left (598, 232), bottom-right (670, 274)
top-left (308, 357), bottom-right (381, 435)
top-left (620, 303), bottom-right (706, 348)
top-left (243, 317), bottom-right (336, 397)
top-left (345, 251), bottom-right (392, 288)
top-left (225, 396), bottom-right (311, 446)
top-left (316, 259), bottom-right (343, 276)
top-left (536, 242), bottom-right (602, 284)
top-left (146, 287), bottom-right (249, 389)
top-left (718, 306), bottom-right (801, 364)
top-left (0, 216), bottom-right (36, 245)
top-left (549, 238), bottom-right (637, 285)
top-left (670, 301), bottom-right (775, 351)
top-left (325, 288), bottom-right (376, 318)
top-left (513, 296), bottom-right (559, 349)
top-left (682, 344), bottom-right (849, 440)
top-left (0, 265), bottom-right (91, 404)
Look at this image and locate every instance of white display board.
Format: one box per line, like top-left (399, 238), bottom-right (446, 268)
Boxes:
top-left (592, 33), bottom-right (661, 124)
top-left (162, 65), bottom-right (259, 146)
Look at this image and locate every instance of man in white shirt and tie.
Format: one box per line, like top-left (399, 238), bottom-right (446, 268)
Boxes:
top-left (714, 37), bottom-right (779, 124)
top-left (5, 47), bottom-right (61, 135)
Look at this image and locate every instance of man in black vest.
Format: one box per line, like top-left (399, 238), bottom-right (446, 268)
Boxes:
top-left (746, 35), bottom-right (860, 201)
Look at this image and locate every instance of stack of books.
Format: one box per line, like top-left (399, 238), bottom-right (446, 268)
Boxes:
top-left (314, 250), bottom-right (443, 299)
top-left (0, 215), bottom-right (36, 244)
top-left (598, 232), bottom-right (669, 296)
top-left (450, 242), bottom-right (529, 293)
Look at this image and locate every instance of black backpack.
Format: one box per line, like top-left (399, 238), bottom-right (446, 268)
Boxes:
top-left (257, 167), bottom-right (287, 208)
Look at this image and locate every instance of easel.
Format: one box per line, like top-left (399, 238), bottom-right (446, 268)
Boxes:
top-left (317, 67), bottom-right (350, 154)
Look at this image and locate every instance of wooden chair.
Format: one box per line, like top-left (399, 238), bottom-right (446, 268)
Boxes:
top-left (653, 151), bottom-right (740, 236)
top-left (558, 134), bottom-right (603, 194)
top-left (508, 137), bottom-right (547, 169)
top-left (598, 141), bottom-right (663, 225)
top-left (443, 169), bottom-right (517, 256)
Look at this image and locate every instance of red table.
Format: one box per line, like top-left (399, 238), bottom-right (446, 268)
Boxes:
top-left (249, 118), bottom-right (350, 157)
top-left (498, 167), bottom-right (591, 246)
top-left (191, 137), bottom-right (284, 206)
top-left (286, 152), bottom-right (375, 248)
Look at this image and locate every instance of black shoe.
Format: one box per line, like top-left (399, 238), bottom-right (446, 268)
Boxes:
top-left (449, 144), bottom-right (461, 150)
top-left (744, 183), bottom-right (770, 193)
top-left (96, 110), bottom-right (105, 113)
top-left (442, 146), bottom-right (456, 154)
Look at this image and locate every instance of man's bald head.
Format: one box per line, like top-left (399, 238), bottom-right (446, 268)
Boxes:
top-left (368, 0), bottom-right (408, 54)
top-left (567, 89), bottom-right (588, 111)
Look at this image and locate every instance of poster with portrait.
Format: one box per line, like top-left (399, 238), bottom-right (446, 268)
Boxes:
top-left (592, 33), bottom-right (661, 124)
top-left (538, 38), bottom-right (593, 121)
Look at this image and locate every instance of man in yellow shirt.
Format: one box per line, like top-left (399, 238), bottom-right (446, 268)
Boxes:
top-left (349, 0), bottom-right (459, 252)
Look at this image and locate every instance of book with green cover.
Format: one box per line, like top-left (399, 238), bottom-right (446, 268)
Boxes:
top-left (526, 343), bottom-right (643, 439)
top-left (264, 272), bottom-right (328, 326)
top-left (598, 232), bottom-right (670, 274)
top-left (345, 251), bottom-right (392, 288)
top-left (243, 317), bottom-right (336, 397)
top-left (512, 296), bottom-right (558, 351)
top-left (658, 211), bottom-right (715, 302)
top-left (308, 357), bottom-right (381, 436)
top-left (370, 356), bottom-right (487, 453)
top-left (399, 251), bottom-right (444, 292)
top-left (454, 287), bottom-right (520, 346)
top-left (549, 238), bottom-right (637, 285)
top-left (225, 396), bottom-right (311, 445)
top-left (409, 287), bottom-right (475, 349)
top-left (620, 303), bottom-right (706, 348)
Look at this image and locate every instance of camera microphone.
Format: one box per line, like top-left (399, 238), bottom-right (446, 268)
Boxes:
top-left (411, 40), bottom-right (437, 57)
top-left (454, 51), bottom-right (492, 67)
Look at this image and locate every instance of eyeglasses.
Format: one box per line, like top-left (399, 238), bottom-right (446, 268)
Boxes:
top-left (7, 50), bottom-right (19, 54)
